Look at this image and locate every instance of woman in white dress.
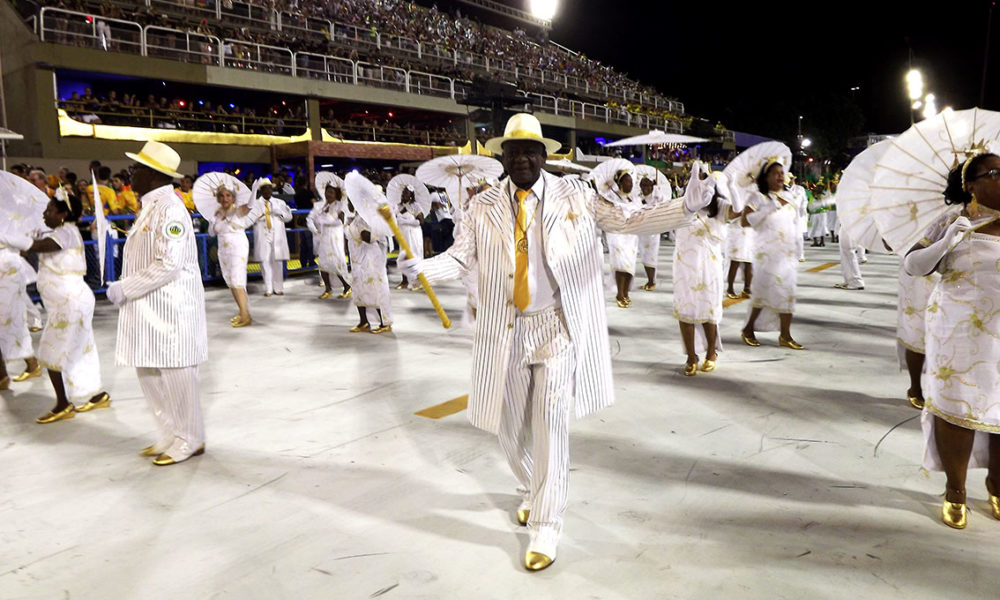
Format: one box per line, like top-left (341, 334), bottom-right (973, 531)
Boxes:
top-left (394, 185), bottom-right (425, 290)
top-left (636, 173), bottom-right (669, 291)
top-left (673, 174), bottom-right (729, 375)
top-left (347, 211), bottom-right (392, 333)
top-left (0, 235), bottom-right (39, 389)
top-left (205, 180), bottom-right (254, 327)
top-left (724, 216), bottom-right (754, 299)
top-left (310, 174), bottom-right (352, 299)
top-left (903, 154), bottom-right (1000, 529)
top-left (604, 169), bottom-right (641, 307)
top-left (740, 160), bottom-right (804, 349)
top-left (807, 186), bottom-right (828, 247)
top-left (25, 196), bottom-right (109, 423)
top-left (896, 265), bottom-right (939, 410)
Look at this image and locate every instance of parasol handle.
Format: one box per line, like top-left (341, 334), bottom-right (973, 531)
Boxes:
top-left (377, 204), bottom-right (451, 329)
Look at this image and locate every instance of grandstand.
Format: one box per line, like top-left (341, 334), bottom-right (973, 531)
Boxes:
top-left (2, 0), bottom-right (730, 179)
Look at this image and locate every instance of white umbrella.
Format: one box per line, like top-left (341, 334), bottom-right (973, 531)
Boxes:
top-left (344, 172), bottom-right (393, 239)
top-left (836, 140), bottom-right (892, 252)
top-left (633, 164), bottom-right (670, 188)
top-left (722, 141), bottom-right (793, 192)
top-left (605, 130), bottom-right (708, 147)
top-left (416, 154), bottom-right (503, 215)
top-left (192, 172), bottom-right (252, 223)
top-left (315, 171), bottom-right (350, 216)
top-left (590, 158), bottom-right (636, 202)
top-left (386, 174), bottom-right (432, 218)
top-left (869, 108), bottom-right (1000, 251)
top-left (545, 158), bottom-right (592, 173)
top-left (0, 171), bottom-right (48, 247)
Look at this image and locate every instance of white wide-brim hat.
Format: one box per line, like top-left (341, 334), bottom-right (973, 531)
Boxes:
top-left (485, 113), bottom-right (562, 156)
top-left (125, 140), bottom-right (184, 179)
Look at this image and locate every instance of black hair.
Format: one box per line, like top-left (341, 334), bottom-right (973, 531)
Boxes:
top-left (52, 194), bottom-right (82, 223)
top-left (65, 172), bottom-right (78, 185)
top-left (97, 166), bottom-right (112, 181)
top-left (756, 162), bottom-right (784, 194)
top-left (707, 187), bottom-right (722, 219)
top-left (945, 153), bottom-right (998, 205)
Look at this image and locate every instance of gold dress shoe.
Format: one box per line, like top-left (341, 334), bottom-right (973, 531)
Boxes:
top-left (153, 445), bottom-right (205, 466)
top-left (318, 290), bottom-right (333, 300)
top-left (230, 315), bottom-right (240, 324)
top-left (640, 283), bottom-right (656, 291)
top-left (740, 290), bottom-right (751, 299)
top-left (616, 298), bottom-right (628, 308)
top-left (779, 337), bottom-right (805, 350)
top-left (338, 289), bottom-right (352, 299)
top-left (684, 363), bottom-right (698, 376)
top-left (36, 404), bottom-right (76, 424)
top-left (13, 364), bottom-right (42, 382)
top-left (516, 508), bottom-right (530, 526)
top-left (741, 332), bottom-right (760, 347)
top-left (726, 292), bottom-right (740, 299)
top-left (0, 376), bottom-right (9, 391)
top-left (987, 478), bottom-right (1000, 520)
top-left (700, 359), bottom-right (716, 373)
top-left (524, 551), bottom-right (554, 571)
top-left (349, 323), bottom-right (371, 333)
top-left (394, 282), bottom-right (407, 290)
top-left (139, 445), bottom-right (163, 457)
top-left (942, 499), bottom-right (967, 529)
top-left (232, 316), bottom-right (252, 328)
top-left (76, 392), bottom-right (111, 412)
top-left (624, 297), bottom-right (632, 306)
top-left (908, 394), bottom-right (925, 410)
top-left (372, 324), bottom-right (393, 334)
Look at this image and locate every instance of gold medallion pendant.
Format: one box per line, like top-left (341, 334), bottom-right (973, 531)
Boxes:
top-left (516, 238), bottom-right (529, 254)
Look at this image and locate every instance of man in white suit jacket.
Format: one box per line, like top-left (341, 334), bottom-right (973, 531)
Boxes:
top-left (251, 178), bottom-right (293, 296)
top-left (403, 114), bottom-right (714, 570)
top-left (106, 141), bottom-right (208, 466)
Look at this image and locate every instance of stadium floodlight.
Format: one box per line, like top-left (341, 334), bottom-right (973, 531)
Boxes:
top-left (906, 69), bottom-right (924, 101)
top-left (529, 0), bottom-right (558, 20)
top-left (801, 137), bottom-right (812, 149)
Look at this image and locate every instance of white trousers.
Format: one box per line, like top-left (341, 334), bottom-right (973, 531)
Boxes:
top-left (838, 227), bottom-right (864, 287)
top-left (260, 259), bottom-right (284, 294)
top-left (136, 366), bottom-right (204, 458)
top-left (498, 306), bottom-right (575, 538)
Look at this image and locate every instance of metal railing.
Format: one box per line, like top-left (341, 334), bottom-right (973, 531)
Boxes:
top-left (40, 7), bottom-right (143, 55)
top-left (59, 104), bottom-right (308, 135)
top-left (223, 38), bottom-right (294, 76)
top-left (145, 26), bottom-right (220, 66)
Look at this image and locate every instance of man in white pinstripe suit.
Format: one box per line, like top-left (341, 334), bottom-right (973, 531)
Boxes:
top-left (403, 114), bottom-right (715, 570)
top-left (106, 141), bottom-right (208, 467)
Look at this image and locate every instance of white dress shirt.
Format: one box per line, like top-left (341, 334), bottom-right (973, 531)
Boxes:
top-left (509, 177), bottom-right (560, 313)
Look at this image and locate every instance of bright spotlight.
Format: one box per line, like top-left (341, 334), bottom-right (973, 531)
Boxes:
top-left (530, 0), bottom-right (558, 20)
top-left (801, 138), bottom-right (812, 149)
top-left (912, 100), bottom-right (923, 110)
top-left (906, 69), bottom-right (924, 101)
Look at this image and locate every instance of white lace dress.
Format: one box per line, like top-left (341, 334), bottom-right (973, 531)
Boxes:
top-left (745, 191), bottom-right (799, 331)
top-left (347, 215), bottom-right (392, 322)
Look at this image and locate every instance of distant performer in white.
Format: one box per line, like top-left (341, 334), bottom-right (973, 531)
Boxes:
top-left (251, 178), bottom-right (293, 296)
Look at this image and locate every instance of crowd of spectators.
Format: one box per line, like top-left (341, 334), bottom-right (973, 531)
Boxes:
top-left (323, 113), bottom-right (466, 146)
top-left (29, 0), bottom-right (684, 124)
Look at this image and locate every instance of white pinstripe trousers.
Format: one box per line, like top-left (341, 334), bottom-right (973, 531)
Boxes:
top-left (136, 366), bottom-right (205, 458)
top-left (259, 259), bottom-right (284, 294)
top-left (498, 306), bottom-right (575, 537)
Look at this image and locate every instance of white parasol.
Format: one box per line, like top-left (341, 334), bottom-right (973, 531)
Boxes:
top-left (590, 158), bottom-right (636, 202)
top-left (633, 164), bottom-right (670, 188)
top-left (315, 171), bottom-right (350, 216)
top-left (386, 174), bottom-right (432, 218)
top-left (722, 141), bottom-right (793, 192)
top-left (192, 172), bottom-right (252, 222)
top-left (605, 130), bottom-right (708, 147)
top-left (545, 158), bottom-right (592, 173)
top-left (835, 140), bottom-right (892, 252)
top-left (344, 172), bottom-right (393, 239)
top-left (90, 170), bottom-right (110, 286)
top-left (869, 108), bottom-right (1000, 251)
top-left (416, 154), bottom-right (503, 216)
top-left (0, 171), bottom-right (48, 247)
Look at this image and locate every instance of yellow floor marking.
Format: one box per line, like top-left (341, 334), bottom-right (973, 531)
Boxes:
top-left (806, 261), bottom-right (839, 273)
top-left (723, 297), bottom-right (747, 308)
top-left (415, 394), bottom-right (468, 419)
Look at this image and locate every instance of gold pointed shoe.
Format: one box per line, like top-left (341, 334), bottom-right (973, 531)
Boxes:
top-left (986, 478), bottom-right (1000, 520)
top-left (13, 365), bottom-right (42, 382)
top-left (516, 508), bottom-right (530, 526)
top-left (524, 551), bottom-right (554, 571)
top-left (700, 360), bottom-right (716, 373)
top-left (942, 500), bottom-right (967, 529)
top-left (684, 363), bottom-right (698, 376)
top-left (740, 290), bottom-right (751, 299)
top-left (616, 298), bottom-right (628, 308)
top-left (779, 337), bottom-right (805, 350)
top-left (318, 290), bottom-right (333, 299)
top-left (153, 445), bottom-right (205, 466)
top-left (372, 324), bottom-right (393, 334)
top-left (139, 445), bottom-right (163, 457)
top-left (77, 392), bottom-right (111, 412)
top-left (36, 404), bottom-right (76, 424)
top-left (624, 297), bottom-right (632, 306)
top-left (338, 289), bottom-right (352, 299)
top-left (640, 283), bottom-right (656, 291)
top-left (349, 323), bottom-right (371, 333)
top-left (726, 292), bottom-right (740, 299)
top-left (232, 316), bottom-right (252, 328)
top-left (908, 395), bottom-right (925, 410)
top-left (741, 332), bottom-right (760, 347)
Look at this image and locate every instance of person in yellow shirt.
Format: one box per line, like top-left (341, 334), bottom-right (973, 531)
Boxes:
top-left (81, 166), bottom-right (117, 216)
top-left (111, 173), bottom-right (139, 214)
top-left (175, 175), bottom-right (195, 213)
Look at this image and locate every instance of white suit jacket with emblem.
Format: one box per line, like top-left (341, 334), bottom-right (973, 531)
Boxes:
top-left (115, 184), bottom-right (207, 367)
top-left (251, 197), bottom-right (293, 261)
top-left (421, 171), bottom-right (694, 434)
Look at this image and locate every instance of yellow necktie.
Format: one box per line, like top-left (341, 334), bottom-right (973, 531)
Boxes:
top-left (264, 200), bottom-right (272, 229)
top-left (514, 189), bottom-right (530, 311)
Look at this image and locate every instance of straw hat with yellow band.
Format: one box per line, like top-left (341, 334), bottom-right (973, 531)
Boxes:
top-left (124, 140), bottom-right (184, 179)
top-left (485, 113), bottom-right (562, 155)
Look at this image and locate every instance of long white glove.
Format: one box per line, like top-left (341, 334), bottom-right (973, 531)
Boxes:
top-left (903, 216), bottom-right (973, 276)
top-left (745, 196), bottom-right (778, 227)
top-left (397, 255), bottom-right (424, 280)
top-left (106, 281), bottom-right (127, 307)
top-left (682, 162), bottom-right (716, 213)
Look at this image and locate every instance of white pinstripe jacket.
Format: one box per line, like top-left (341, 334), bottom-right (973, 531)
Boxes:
top-left (422, 171), bottom-right (694, 434)
top-left (115, 185), bottom-right (207, 368)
